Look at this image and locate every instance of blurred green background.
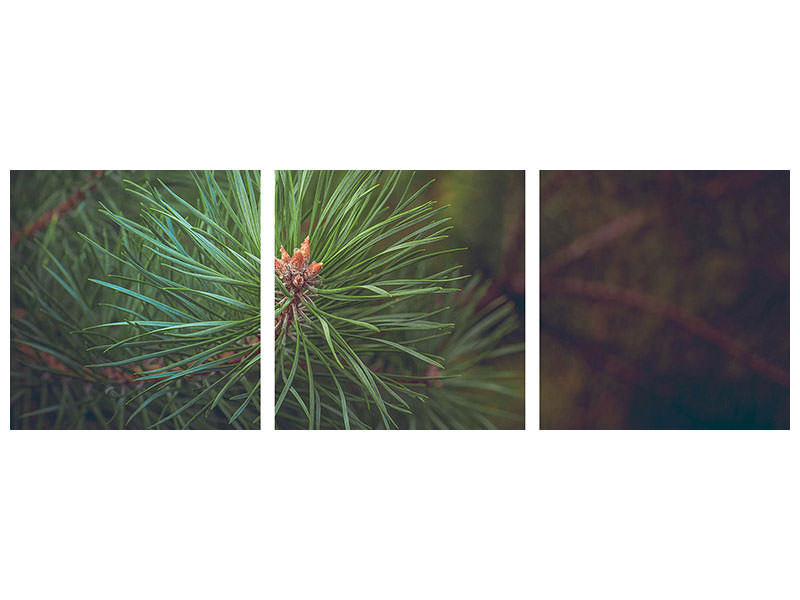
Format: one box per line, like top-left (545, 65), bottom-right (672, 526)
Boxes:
top-left (540, 171), bottom-right (789, 429)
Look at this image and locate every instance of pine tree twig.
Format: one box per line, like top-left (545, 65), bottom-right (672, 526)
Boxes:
top-left (14, 335), bottom-right (260, 386)
top-left (14, 342), bottom-right (106, 382)
top-left (11, 170), bottom-right (106, 245)
top-left (541, 277), bottom-right (789, 387)
top-left (541, 210), bottom-right (653, 276)
top-left (11, 170), bottom-right (261, 428)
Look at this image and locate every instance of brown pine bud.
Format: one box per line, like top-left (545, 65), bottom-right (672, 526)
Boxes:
top-left (306, 262), bottom-right (323, 278)
top-left (275, 257), bottom-right (288, 277)
top-left (275, 236), bottom-right (323, 338)
top-left (290, 247), bottom-right (307, 271)
top-left (300, 236), bottom-right (311, 263)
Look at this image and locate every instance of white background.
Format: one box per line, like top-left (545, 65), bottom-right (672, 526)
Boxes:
top-left (1, 1), bottom-right (797, 598)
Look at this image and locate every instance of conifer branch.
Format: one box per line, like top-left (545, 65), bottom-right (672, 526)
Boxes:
top-left (276, 170), bottom-right (524, 429)
top-left (541, 277), bottom-right (789, 387)
top-left (541, 210), bottom-right (653, 276)
top-left (11, 170), bottom-right (261, 429)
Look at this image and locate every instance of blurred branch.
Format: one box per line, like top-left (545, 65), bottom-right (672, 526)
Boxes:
top-left (11, 170), bottom-right (106, 245)
top-left (541, 278), bottom-right (789, 387)
top-left (541, 210), bottom-right (653, 276)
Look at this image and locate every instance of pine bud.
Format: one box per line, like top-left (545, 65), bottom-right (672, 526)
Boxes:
top-left (275, 236), bottom-right (323, 339)
top-left (306, 262), bottom-right (323, 278)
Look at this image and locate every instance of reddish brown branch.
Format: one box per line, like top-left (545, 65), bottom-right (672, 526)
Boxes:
top-left (541, 210), bottom-right (654, 276)
top-left (11, 170), bottom-right (106, 245)
top-left (541, 278), bottom-right (789, 387)
top-left (14, 334), bottom-right (260, 386)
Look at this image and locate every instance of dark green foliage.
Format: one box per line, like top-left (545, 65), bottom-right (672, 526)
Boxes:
top-left (11, 171), bottom-right (261, 429)
top-left (275, 170), bottom-right (523, 429)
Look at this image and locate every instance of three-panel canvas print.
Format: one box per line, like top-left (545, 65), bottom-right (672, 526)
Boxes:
top-left (9, 170), bottom-right (789, 430)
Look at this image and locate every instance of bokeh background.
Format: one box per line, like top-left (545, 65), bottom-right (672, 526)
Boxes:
top-left (541, 171), bottom-right (789, 429)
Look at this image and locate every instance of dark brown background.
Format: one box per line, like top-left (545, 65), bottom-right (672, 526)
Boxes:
top-left (541, 171), bottom-right (789, 429)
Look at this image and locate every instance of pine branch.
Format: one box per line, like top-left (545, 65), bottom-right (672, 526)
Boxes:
top-left (11, 170), bottom-right (261, 429)
top-left (276, 171), bottom-right (524, 430)
top-left (14, 335), bottom-right (260, 385)
top-left (541, 277), bottom-right (789, 387)
top-left (541, 210), bottom-right (653, 276)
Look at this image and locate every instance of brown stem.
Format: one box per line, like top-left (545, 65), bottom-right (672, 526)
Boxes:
top-left (14, 334), bottom-right (260, 386)
top-left (541, 277), bottom-right (789, 387)
top-left (11, 170), bottom-right (107, 245)
top-left (541, 210), bottom-right (653, 276)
